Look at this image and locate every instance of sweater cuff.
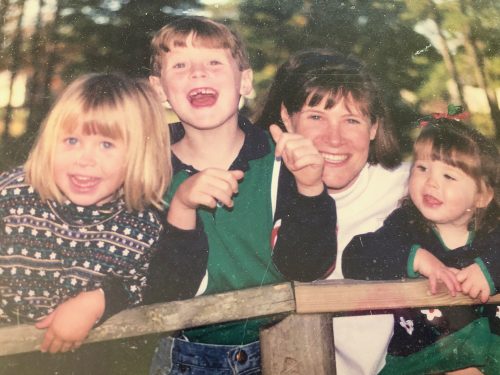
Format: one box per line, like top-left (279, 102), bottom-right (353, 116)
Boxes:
top-left (294, 186), bottom-right (332, 215)
top-left (407, 244), bottom-right (421, 278)
top-left (475, 257), bottom-right (496, 295)
top-left (98, 278), bottom-right (130, 324)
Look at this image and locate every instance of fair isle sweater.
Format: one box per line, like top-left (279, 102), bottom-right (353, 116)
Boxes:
top-left (0, 167), bottom-right (207, 323)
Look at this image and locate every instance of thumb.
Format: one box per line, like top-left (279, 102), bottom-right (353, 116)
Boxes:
top-left (35, 311), bottom-right (55, 329)
top-left (269, 124), bottom-right (284, 144)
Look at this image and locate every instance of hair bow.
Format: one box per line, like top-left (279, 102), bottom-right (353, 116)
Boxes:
top-left (414, 104), bottom-right (469, 128)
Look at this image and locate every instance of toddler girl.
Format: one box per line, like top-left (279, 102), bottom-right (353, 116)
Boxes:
top-left (343, 118), bottom-right (499, 374)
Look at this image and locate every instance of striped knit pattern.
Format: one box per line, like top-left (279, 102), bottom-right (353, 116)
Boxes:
top-left (0, 168), bottom-right (162, 323)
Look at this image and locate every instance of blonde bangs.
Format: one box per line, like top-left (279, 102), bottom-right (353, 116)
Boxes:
top-left (119, 82), bottom-right (171, 211)
top-left (26, 73), bottom-right (172, 212)
top-left (25, 80), bottom-right (89, 203)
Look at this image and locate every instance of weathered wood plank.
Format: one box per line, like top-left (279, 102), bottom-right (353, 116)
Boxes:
top-left (0, 282), bottom-right (295, 357)
top-left (261, 314), bottom-right (335, 375)
top-left (295, 278), bottom-right (500, 314)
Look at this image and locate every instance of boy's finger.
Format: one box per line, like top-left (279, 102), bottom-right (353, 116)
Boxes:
top-left (480, 289), bottom-right (490, 303)
top-left (229, 170), bottom-right (244, 182)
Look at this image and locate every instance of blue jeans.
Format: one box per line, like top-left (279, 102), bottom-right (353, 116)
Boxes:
top-left (149, 336), bottom-right (262, 375)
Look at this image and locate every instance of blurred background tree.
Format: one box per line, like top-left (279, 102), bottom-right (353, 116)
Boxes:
top-left (0, 1), bottom-right (498, 373)
top-left (1, 0), bottom-right (499, 172)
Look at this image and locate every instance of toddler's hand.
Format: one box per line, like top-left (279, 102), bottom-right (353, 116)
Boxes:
top-left (270, 124), bottom-right (324, 197)
top-left (456, 263), bottom-right (491, 303)
top-left (168, 169), bottom-right (244, 229)
top-left (35, 289), bottom-right (105, 353)
top-left (413, 248), bottom-right (461, 296)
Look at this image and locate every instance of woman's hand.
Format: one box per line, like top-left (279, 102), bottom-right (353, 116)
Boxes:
top-left (35, 289), bottom-right (105, 353)
top-left (270, 124), bottom-right (324, 197)
top-left (413, 248), bottom-right (461, 296)
top-left (456, 263), bottom-right (491, 303)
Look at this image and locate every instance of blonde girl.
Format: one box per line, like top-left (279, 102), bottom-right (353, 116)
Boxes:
top-left (0, 73), bottom-right (207, 357)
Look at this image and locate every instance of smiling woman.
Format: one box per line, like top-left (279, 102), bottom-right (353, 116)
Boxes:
top-left (256, 48), bottom-right (410, 375)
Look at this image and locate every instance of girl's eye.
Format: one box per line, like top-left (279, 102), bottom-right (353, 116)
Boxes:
top-left (64, 137), bottom-right (78, 145)
top-left (444, 174), bottom-right (456, 181)
top-left (415, 164), bottom-right (427, 172)
top-left (172, 62), bottom-right (185, 69)
top-left (101, 141), bottom-right (114, 149)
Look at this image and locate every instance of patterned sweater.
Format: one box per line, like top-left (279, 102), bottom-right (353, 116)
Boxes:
top-left (0, 167), bottom-right (162, 323)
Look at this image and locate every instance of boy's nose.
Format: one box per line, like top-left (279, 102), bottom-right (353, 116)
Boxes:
top-left (190, 62), bottom-right (207, 78)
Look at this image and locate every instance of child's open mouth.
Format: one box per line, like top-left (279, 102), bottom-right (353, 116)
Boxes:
top-left (188, 88), bottom-right (218, 107)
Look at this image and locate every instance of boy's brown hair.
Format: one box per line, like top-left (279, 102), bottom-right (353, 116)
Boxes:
top-left (150, 16), bottom-right (250, 77)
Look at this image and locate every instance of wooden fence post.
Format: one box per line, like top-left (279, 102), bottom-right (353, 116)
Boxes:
top-left (260, 314), bottom-right (335, 375)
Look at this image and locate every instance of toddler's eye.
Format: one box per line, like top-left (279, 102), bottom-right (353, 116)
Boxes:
top-left (415, 164), bottom-right (427, 172)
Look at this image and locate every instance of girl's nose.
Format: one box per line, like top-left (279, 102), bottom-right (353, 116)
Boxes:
top-left (76, 147), bottom-right (96, 167)
top-left (425, 173), bottom-right (439, 188)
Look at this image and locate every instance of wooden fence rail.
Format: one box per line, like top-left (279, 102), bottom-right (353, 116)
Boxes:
top-left (1, 279), bottom-right (499, 373)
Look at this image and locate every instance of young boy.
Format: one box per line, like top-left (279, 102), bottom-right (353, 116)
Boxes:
top-left (147, 16), bottom-right (337, 374)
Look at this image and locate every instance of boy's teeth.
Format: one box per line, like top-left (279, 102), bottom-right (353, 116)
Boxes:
top-left (321, 153), bottom-right (347, 163)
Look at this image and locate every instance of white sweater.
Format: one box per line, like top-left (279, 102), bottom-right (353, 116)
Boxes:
top-left (330, 163), bottom-right (410, 375)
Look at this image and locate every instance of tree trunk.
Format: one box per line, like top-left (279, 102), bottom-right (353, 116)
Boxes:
top-left (459, 0), bottom-right (500, 139)
top-left (428, 1), bottom-right (466, 108)
top-left (39, 0), bottom-right (61, 118)
top-left (25, 0), bottom-right (46, 139)
top-left (2, 0), bottom-right (26, 143)
top-left (0, 0), bottom-right (11, 46)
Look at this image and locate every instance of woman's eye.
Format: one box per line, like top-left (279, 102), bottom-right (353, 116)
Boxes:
top-left (346, 118), bottom-right (361, 125)
top-left (444, 174), bottom-right (456, 181)
top-left (172, 62), bottom-right (185, 69)
top-left (209, 60), bottom-right (222, 65)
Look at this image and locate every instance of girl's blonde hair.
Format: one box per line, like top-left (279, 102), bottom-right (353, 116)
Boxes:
top-left (24, 73), bottom-right (171, 211)
top-left (412, 118), bottom-right (499, 234)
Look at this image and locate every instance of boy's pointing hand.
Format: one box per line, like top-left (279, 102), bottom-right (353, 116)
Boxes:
top-left (270, 124), bottom-right (324, 197)
top-left (168, 169), bottom-right (244, 229)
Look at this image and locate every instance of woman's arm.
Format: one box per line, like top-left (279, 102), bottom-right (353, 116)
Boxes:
top-left (271, 166), bottom-right (337, 282)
